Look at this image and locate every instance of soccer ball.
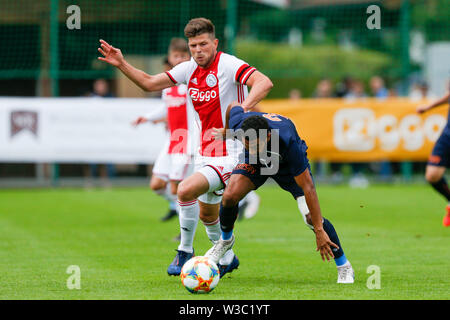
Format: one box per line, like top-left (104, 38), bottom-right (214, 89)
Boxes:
top-left (180, 256), bottom-right (220, 294)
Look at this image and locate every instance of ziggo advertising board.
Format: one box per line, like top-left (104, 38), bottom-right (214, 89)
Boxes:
top-left (260, 98), bottom-right (447, 161)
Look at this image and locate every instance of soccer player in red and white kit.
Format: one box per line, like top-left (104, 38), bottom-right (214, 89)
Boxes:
top-left (132, 39), bottom-right (194, 224)
top-left (98, 18), bottom-right (273, 276)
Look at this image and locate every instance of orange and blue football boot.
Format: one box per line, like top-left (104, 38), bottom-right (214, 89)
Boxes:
top-left (218, 255), bottom-right (240, 278)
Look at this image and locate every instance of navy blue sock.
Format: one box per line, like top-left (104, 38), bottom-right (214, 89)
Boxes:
top-left (219, 203), bottom-right (239, 237)
top-left (322, 218), bottom-right (347, 266)
top-left (430, 177), bottom-right (450, 202)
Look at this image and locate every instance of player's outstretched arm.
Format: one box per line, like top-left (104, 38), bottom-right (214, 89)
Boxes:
top-left (417, 92), bottom-right (450, 114)
top-left (98, 39), bottom-right (174, 92)
top-left (241, 71), bottom-right (273, 112)
top-left (294, 169), bottom-right (339, 262)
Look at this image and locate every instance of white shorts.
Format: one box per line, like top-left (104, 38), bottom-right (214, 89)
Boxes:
top-left (195, 155), bottom-right (239, 204)
top-left (153, 147), bottom-right (193, 181)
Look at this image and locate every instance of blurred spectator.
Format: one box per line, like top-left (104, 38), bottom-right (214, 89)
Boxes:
top-left (345, 79), bottom-right (367, 101)
top-left (388, 88), bottom-right (398, 97)
top-left (89, 78), bottom-right (114, 98)
top-left (313, 78), bottom-right (334, 98)
top-left (370, 76), bottom-right (392, 181)
top-left (370, 76), bottom-right (389, 99)
top-left (409, 81), bottom-right (436, 101)
top-left (334, 76), bottom-right (353, 98)
top-left (84, 79), bottom-right (116, 188)
top-left (289, 88), bottom-right (302, 101)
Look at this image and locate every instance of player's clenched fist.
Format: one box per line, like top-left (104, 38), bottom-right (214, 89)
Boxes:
top-left (98, 39), bottom-right (124, 67)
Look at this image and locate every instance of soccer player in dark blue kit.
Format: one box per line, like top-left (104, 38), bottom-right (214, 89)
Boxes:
top-left (205, 102), bottom-right (354, 283)
top-left (417, 85), bottom-right (450, 227)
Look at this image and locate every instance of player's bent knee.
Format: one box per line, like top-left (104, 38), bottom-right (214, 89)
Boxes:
top-left (177, 181), bottom-right (195, 202)
top-left (425, 174), bottom-right (437, 183)
top-left (198, 202), bottom-right (220, 223)
top-left (149, 176), bottom-right (166, 191)
top-left (425, 167), bottom-right (444, 183)
top-left (150, 183), bottom-right (161, 192)
top-left (222, 191), bottom-right (240, 208)
top-left (199, 211), bottom-right (218, 223)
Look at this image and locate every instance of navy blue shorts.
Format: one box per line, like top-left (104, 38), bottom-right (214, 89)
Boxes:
top-left (232, 163), bottom-right (312, 199)
top-left (428, 131), bottom-right (450, 168)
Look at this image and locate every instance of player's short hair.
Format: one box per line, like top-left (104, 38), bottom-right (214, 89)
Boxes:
top-left (241, 115), bottom-right (270, 140)
top-left (184, 17), bottom-right (215, 39)
top-left (168, 38), bottom-right (189, 53)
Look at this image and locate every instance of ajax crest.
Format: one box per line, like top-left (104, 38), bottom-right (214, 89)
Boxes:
top-left (206, 74), bottom-right (217, 87)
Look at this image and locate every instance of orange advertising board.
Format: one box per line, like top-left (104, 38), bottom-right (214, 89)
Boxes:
top-left (260, 98), bottom-right (448, 161)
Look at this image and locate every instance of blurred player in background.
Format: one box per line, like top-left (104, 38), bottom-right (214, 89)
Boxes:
top-left (205, 102), bottom-right (355, 284)
top-left (98, 18), bottom-right (271, 277)
top-left (417, 82), bottom-right (450, 227)
top-left (132, 40), bottom-right (192, 224)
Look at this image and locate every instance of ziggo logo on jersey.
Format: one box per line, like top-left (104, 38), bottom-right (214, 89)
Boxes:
top-left (334, 108), bottom-right (446, 151)
top-left (188, 88), bottom-right (217, 102)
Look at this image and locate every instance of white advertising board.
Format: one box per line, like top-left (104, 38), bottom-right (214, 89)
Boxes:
top-left (0, 97), bottom-right (168, 163)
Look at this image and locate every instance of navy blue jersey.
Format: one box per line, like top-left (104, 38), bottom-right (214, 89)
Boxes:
top-left (428, 97), bottom-right (450, 168)
top-left (446, 96), bottom-right (450, 133)
top-left (427, 96), bottom-right (450, 168)
top-left (228, 106), bottom-right (309, 177)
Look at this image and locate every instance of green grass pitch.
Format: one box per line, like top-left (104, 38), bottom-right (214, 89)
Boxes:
top-left (0, 184), bottom-right (448, 300)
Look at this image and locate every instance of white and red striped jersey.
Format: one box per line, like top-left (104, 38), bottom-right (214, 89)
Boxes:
top-left (166, 51), bottom-right (256, 157)
top-left (162, 84), bottom-right (190, 155)
top-left (147, 84), bottom-right (198, 155)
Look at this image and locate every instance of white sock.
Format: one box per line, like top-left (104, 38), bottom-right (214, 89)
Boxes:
top-left (203, 218), bottom-right (235, 265)
top-left (203, 217), bottom-right (221, 243)
top-left (177, 199), bottom-right (199, 253)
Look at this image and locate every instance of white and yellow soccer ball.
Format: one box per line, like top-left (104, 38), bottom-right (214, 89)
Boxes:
top-left (180, 256), bottom-right (220, 293)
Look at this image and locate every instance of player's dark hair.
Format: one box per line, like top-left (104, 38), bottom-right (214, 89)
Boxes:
top-left (184, 17), bottom-right (215, 39)
top-left (241, 115), bottom-right (270, 140)
top-left (168, 37), bottom-right (189, 54)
